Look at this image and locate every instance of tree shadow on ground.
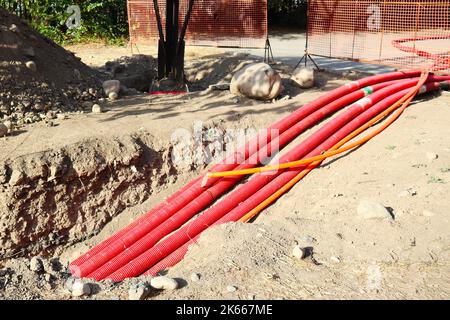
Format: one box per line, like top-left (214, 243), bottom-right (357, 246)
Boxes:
top-left (98, 90), bottom-right (299, 124)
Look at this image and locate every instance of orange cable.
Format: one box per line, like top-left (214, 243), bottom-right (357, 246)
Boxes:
top-left (209, 72), bottom-right (429, 179)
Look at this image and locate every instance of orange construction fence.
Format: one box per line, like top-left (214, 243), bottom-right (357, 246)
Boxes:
top-left (127, 0), bottom-right (268, 49)
top-left (307, 0), bottom-right (450, 72)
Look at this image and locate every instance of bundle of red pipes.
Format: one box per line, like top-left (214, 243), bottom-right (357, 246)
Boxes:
top-left (69, 69), bottom-right (450, 281)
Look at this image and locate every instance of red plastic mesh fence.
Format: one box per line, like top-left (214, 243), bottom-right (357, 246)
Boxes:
top-left (307, 0), bottom-right (450, 72)
top-left (127, 0), bottom-right (268, 48)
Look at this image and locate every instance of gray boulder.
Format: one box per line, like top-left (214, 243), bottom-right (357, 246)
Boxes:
top-left (292, 67), bottom-right (315, 88)
top-left (230, 63), bottom-right (282, 100)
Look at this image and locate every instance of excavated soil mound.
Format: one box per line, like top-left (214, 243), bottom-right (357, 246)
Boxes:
top-left (103, 55), bottom-right (157, 93)
top-left (0, 9), bottom-right (102, 127)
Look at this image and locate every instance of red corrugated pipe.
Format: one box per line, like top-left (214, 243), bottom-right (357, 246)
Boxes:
top-left (71, 71), bottom-right (424, 279)
top-left (144, 77), bottom-right (449, 277)
top-left (104, 76), bottom-right (441, 280)
top-left (86, 77), bottom-right (417, 280)
top-left (71, 71), bottom-right (421, 277)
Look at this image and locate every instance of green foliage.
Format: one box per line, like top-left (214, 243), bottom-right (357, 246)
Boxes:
top-left (268, 0), bottom-right (308, 29)
top-left (0, 0), bottom-right (128, 45)
top-left (0, 0), bottom-right (309, 44)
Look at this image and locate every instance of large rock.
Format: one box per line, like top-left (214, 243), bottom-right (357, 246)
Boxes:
top-left (230, 63), bottom-right (282, 100)
top-left (292, 67), bottom-right (315, 88)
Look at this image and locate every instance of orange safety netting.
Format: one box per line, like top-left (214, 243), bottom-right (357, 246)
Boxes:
top-left (307, 0), bottom-right (450, 72)
top-left (127, 0), bottom-right (268, 48)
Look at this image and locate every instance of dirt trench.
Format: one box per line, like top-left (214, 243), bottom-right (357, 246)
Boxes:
top-left (0, 114), bottom-right (252, 261)
top-left (0, 133), bottom-right (179, 260)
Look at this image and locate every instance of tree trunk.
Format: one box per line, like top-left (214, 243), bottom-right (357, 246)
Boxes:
top-left (154, 0), bottom-right (194, 83)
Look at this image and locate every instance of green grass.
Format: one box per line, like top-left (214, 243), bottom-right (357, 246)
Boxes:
top-left (385, 145), bottom-right (397, 151)
top-left (427, 175), bottom-right (446, 184)
top-left (1, 1), bottom-right (129, 46)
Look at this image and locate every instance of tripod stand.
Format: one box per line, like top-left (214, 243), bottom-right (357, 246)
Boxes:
top-left (294, 1), bottom-right (322, 71)
top-left (264, 38), bottom-right (275, 64)
top-left (294, 48), bottom-right (321, 71)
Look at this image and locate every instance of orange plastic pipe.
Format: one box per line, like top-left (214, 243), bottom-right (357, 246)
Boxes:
top-left (238, 72), bottom-right (429, 223)
top-left (210, 72), bottom-right (431, 179)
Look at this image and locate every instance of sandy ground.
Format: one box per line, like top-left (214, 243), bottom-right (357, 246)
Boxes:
top-left (65, 43), bottom-right (225, 68)
top-left (159, 91), bottom-right (450, 300)
top-left (1, 43), bottom-right (450, 300)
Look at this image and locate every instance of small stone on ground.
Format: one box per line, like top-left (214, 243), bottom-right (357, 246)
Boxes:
top-left (150, 276), bottom-right (179, 290)
top-left (71, 280), bottom-right (92, 297)
top-left (227, 285), bottom-right (238, 293)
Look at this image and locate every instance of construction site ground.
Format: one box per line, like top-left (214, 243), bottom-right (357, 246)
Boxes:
top-left (1, 41), bottom-right (449, 300)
